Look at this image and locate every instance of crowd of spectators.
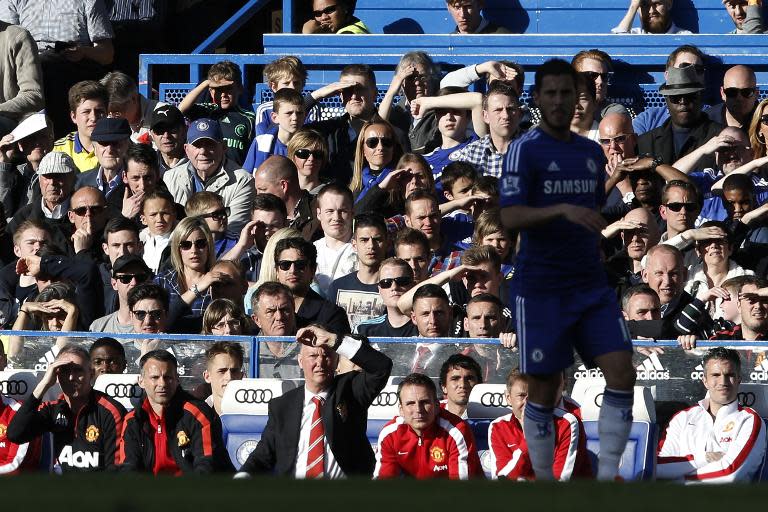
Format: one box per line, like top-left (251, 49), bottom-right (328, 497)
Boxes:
top-left (0, 0), bottom-right (766, 483)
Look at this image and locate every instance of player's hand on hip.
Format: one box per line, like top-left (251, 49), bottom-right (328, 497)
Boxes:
top-left (559, 204), bottom-right (606, 233)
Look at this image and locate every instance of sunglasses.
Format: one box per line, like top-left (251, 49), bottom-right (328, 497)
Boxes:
top-left (378, 276), bottom-right (413, 289)
top-left (678, 62), bottom-right (706, 74)
top-left (667, 92), bottom-right (699, 105)
top-left (365, 137), bottom-right (394, 149)
top-left (664, 202), bottom-right (698, 213)
top-left (723, 87), bottom-right (756, 99)
top-left (277, 259), bottom-right (309, 271)
top-left (581, 71), bottom-right (613, 85)
top-left (294, 148), bottom-right (324, 160)
top-left (132, 309), bottom-right (163, 321)
top-left (179, 239), bottom-right (208, 250)
top-left (71, 205), bottom-right (106, 216)
top-left (200, 208), bottom-right (230, 222)
top-left (313, 4), bottom-right (338, 17)
top-left (598, 134), bottom-right (629, 147)
top-left (760, 114), bottom-right (768, 125)
top-left (114, 273), bottom-right (150, 284)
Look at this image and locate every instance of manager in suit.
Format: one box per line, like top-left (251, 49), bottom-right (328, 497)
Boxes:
top-left (236, 324), bottom-right (393, 478)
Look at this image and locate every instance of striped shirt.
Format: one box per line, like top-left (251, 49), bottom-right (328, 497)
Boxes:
top-left (105, 0), bottom-right (164, 22)
top-left (0, 0), bottom-right (114, 49)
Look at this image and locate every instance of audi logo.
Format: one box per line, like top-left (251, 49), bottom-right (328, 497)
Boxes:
top-left (235, 389), bottom-right (274, 404)
top-left (372, 392), bottom-right (399, 407)
top-left (0, 380), bottom-right (28, 395)
top-left (738, 392), bottom-right (756, 407)
top-left (479, 392), bottom-right (506, 407)
top-left (594, 393), bottom-right (604, 408)
top-left (105, 383), bottom-right (142, 399)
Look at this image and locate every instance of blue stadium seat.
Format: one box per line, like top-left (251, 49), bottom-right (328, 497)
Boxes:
top-left (583, 420), bottom-right (658, 481)
top-left (220, 378), bottom-right (299, 470)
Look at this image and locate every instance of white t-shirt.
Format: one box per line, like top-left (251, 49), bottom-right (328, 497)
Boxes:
top-left (313, 238), bottom-right (357, 298)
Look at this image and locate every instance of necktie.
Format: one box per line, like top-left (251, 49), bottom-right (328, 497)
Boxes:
top-left (305, 396), bottom-right (325, 479)
top-left (412, 345), bottom-right (432, 373)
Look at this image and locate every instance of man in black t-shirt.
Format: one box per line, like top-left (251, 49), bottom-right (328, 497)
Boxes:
top-left (328, 213), bottom-right (387, 330)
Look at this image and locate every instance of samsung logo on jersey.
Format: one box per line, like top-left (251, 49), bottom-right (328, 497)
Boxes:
top-left (543, 179), bottom-right (597, 195)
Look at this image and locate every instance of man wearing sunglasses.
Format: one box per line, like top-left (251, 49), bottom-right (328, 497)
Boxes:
top-left (275, 237), bottom-right (351, 335)
top-left (713, 277), bottom-right (768, 342)
top-left (638, 66), bottom-right (723, 169)
top-left (67, 186), bottom-right (108, 262)
top-left (703, 65), bottom-right (759, 129)
top-left (125, 283), bottom-right (169, 369)
top-left (75, 117), bottom-right (131, 197)
top-left (90, 254), bottom-right (152, 334)
top-left (356, 258), bottom-right (417, 338)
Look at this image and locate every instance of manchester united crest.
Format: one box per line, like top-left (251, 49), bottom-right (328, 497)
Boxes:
top-left (0, 423), bottom-right (6, 438)
top-left (177, 430), bottom-right (190, 447)
top-left (430, 446), bottom-right (445, 463)
top-left (85, 425), bottom-right (100, 443)
top-left (723, 421), bottom-right (735, 433)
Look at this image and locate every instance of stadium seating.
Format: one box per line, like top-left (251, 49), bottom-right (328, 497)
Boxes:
top-left (367, 383), bottom-right (401, 450)
top-left (464, 383), bottom-right (508, 477)
top-left (93, 374), bottom-right (142, 411)
top-left (220, 378), bottom-right (299, 469)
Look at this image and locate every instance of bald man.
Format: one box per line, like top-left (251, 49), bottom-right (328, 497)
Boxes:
top-left (601, 113), bottom-right (691, 225)
top-left (711, 65), bottom-right (759, 128)
top-left (68, 186), bottom-right (108, 258)
top-left (253, 155), bottom-right (317, 239)
top-left (604, 207), bottom-right (661, 297)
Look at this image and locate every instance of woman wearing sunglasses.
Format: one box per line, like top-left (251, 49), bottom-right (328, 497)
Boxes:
top-left (155, 217), bottom-right (226, 322)
top-left (302, 0), bottom-right (370, 34)
top-left (355, 153), bottom-right (435, 217)
top-left (202, 298), bottom-right (251, 336)
top-left (748, 98), bottom-right (768, 159)
top-left (350, 120), bottom-right (403, 204)
top-left (244, 227), bottom-right (303, 315)
top-left (7, 282), bottom-right (79, 369)
top-left (287, 129), bottom-right (329, 194)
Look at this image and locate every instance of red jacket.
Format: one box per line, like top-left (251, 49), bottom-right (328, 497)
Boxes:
top-left (488, 409), bottom-right (592, 480)
top-left (374, 408), bottom-right (483, 480)
top-left (0, 395), bottom-right (41, 474)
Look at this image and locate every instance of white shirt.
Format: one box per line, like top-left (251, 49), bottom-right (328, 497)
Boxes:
top-left (612, 22), bottom-right (692, 34)
top-left (140, 228), bottom-right (171, 273)
top-left (657, 396), bottom-right (766, 483)
top-left (313, 238), bottom-right (357, 298)
top-left (40, 197), bottom-right (68, 219)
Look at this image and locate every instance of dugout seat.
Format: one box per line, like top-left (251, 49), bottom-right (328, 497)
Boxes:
top-left (735, 383), bottom-right (768, 482)
top-left (220, 378), bottom-right (298, 470)
top-left (366, 384), bottom-right (401, 450)
top-left (579, 385), bottom-right (656, 423)
top-left (465, 383), bottom-right (509, 477)
top-left (0, 370), bottom-right (61, 402)
top-left (93, 374), bottom-right (142, 411)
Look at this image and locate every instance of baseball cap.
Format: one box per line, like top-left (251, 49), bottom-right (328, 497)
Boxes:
top-left (91, 118), bottom-right (132, 143)
top-left (112, 254), bottom-right (152, 277)
top-left (150, 104), bottom-right (185, 131)
top-left (187, 118), bottom-right (222, 144)
top-left (37, 152), bottom-right (77, 175)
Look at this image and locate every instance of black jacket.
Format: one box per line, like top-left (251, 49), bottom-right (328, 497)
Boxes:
top-left (637, 113), bottom-right (723, 168)
top-left (297, 288), bottom-right (351, 335)
top-left (239, 335), bottom-right (392, 476)
top-left (119, 389), bottom-right (233, 474)
top-left (6, 201), bottom-right (75, 256)
top-left (7, 390), bottom-right (126, 472)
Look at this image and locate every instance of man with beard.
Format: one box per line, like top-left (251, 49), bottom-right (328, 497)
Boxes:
top-left (638, 66), bottom-right (723, 168)
top-left (612, 0), bottom-right (693, 34)
top-left (712, 277), bottom-right (768, 341)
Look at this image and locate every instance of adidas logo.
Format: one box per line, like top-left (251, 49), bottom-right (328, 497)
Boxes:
top-left (750, 359), bottom-right (768, 381)
top-left (547, 161), bottom-right (560, 172)
top-left (690, 363), bottom-right (705, 380)
top-left (33, 346), bottom-right (60, 372)
top-left (635, 354), bottom-right (670, 380)
top-left (573, 364), bottom-right (604, 380)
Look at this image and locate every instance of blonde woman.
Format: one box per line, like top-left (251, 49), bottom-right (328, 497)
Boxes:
top-left (350, 120), bottom-right (402, 203)
top-left (244, 227), bottom-right (302, 314)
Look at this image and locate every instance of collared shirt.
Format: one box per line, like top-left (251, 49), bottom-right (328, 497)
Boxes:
top-left (452, 135), bottom-right (506, 178)
top-left (40, 197), bottom-right (68, 219)
top-left (105, 0), bottom-right (164, 22)
top-left (95, 167), bottom-right (123, 197)
top-left (0, 0), bottom-right (114, 49)
top-left (140, 228), bottom-right (170, 273)
top-left (294, 388), bottom-right (344, 479)
top-left (53, 131), bottom-right (98, 172)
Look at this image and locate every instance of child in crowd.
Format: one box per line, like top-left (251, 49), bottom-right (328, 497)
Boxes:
top-left (178, 60), bottom-right (256, 167)
top-left (185, 191), bottom-right (238, 259)
top-left (52, 81), bottom-right (109, 172)
top-left (243, 88), bottom-right (306, 172)
top-left (140, 190), bottom-right (178, 273)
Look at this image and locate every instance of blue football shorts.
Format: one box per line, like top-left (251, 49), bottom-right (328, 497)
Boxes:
top-left (514, 285), bottom-right (632, 375)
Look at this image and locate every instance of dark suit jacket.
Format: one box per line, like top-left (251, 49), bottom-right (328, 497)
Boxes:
top-left (239, 336), bottom-right (392, 476)
top-left (637, 113), bottom-right (722, 168)
top-left (297, 288), bottom-right (351, 335)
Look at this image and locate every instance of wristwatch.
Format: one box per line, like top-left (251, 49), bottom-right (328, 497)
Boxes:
top-left (191, 284), bottom-right (202, 298)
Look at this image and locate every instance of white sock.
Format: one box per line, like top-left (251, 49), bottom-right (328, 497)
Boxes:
top-left (597, 387), bottom-right (634, 481)
top-left (523, 401), bottom-right (555, 481)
